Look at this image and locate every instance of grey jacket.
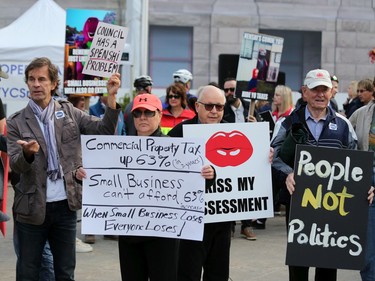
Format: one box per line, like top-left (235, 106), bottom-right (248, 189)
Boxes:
top-left (349, 101), bottom-right (375, 151)
top-left (7, 99), bottom-right (120, 225)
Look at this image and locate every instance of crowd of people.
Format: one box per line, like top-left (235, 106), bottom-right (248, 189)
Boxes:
top-left (1, 57), bottom-right (375, 281)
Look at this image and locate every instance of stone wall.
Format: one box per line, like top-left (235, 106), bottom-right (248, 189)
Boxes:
top-left (2, 0), bottom-right (375, 90)
top-left (149, 0), bottom-right (375, 90)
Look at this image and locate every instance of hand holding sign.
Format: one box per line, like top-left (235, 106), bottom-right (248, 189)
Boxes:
top-left (106, 73), bottom-right (121, 109)
top-left (287, 145), bottom-right (373, 270)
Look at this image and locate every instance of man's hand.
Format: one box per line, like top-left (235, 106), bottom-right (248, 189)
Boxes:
top-left (16, 139), bottom-right (39, 158)
top-left (201, 165), bottom-right (215, 180)
top-left (368, 186), bottom-right (374, 205)
top-left (247, 115), bottom-right (257, 122)
top-left (268, 147), bottom-right (274, 163)
top-left (106, 73), bottom-right (121, 109)
top-left (285, 172), bottom-right (295, 195)
top-left (75, 166), bottom-right (87, 181)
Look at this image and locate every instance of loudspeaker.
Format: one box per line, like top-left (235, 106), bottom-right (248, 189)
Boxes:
top-left (218, 54), bottom-right (239, 89)
top-left (277, 71), bottom-right (285, 85)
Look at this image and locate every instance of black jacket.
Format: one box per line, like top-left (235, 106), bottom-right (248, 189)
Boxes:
top-left (223, 98), bottom-right (250, 123)
top-left (168, 115), bottom-right (218, 188)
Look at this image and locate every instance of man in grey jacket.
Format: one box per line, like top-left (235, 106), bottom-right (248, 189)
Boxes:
top-left (7, 57), bottom-right (121, 281)
top-left (349, 99), bottom-right (375, 281)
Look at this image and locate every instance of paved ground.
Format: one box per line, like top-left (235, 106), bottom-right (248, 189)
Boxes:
top-left (0, 187), bottom-right (362, 280)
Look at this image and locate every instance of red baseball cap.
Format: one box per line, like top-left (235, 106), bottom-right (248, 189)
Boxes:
top-left (132, 94), bottom-right (162, 112)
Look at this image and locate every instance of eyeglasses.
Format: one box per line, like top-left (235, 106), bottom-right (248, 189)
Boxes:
top-left (168, 94), bottom-right (181, 99)
top-left (197, 101), bottom-right (225, 112)
top-left (132, 109), bottom-right (157, 118)
top-left (357, 89), bottom-right (367, 93)
top-left (223, 87), bottom-right (235, 93)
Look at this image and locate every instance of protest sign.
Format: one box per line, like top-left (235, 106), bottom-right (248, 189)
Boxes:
top-left (286, 145), bottom-right (373, 270)
top-left (183, 122), bottom-right (273, 223)
top-left (64, 9), bottom-right (118, 95)
top-left (235, 32), bottom-right (284, 115)
top-left (81, 135), bottom-right (205, 241)
top-left (82, 22), bottom-right (127, 78)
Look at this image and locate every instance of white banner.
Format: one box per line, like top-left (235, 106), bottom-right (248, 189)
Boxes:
top-left (183, 122), bottom-right (273, 223)
top-left (81, 135), bottom-right (206, 241)
top-left (82, 22), bottom-right (128, 78)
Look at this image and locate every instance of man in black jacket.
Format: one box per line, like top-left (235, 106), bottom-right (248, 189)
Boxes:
top-left (271, 69), bottom-right (357, 281)
top-left (222, 77), bottom-right (257, 240)
top-left (169, 85), bottom-right (231, 281)
top-left (222, 77), bottom-right (250, 123)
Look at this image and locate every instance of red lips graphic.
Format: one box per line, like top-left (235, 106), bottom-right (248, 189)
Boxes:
top-left (206, 130), bottom-right (253, 167)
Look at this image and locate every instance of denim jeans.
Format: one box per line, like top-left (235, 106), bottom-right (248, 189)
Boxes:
top-left (15, 200), bottom-right (76, 281)
top-left (13, 215), bottom-right (55, 281)
top-left (361, 203), bottom-right (375, 281)
top-left (39, 241), bottom-right (55, 281)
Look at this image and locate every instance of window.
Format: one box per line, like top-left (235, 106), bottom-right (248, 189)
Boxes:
top-left (149, 25), bottom-right (193, 88)
top-left (260, 29), bottom-right (321, 91)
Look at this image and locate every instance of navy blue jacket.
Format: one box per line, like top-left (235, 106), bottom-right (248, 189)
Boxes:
top-left (271, 104), bottom-right (357, 204)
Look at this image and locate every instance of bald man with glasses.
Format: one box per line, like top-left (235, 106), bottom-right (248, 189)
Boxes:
top-left (168, 85), bottom-right (232, 281)
top-left (221, 77), bottom-right (258, 240)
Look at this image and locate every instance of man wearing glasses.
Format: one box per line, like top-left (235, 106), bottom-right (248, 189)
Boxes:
top-left (168, 85), bottom-right (232, 281)
top-left (271, 69), bottom-right (364, 281)
top-left (222, 77), bottom-right (258, 240)
top-left (356, 78), bottom-right (374, 106)
top-left (223, 77), bottom-right (250, 123)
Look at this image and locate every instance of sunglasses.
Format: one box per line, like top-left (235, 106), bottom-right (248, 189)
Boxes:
top-left (168, 94), bottom-right (181, 99)
top-left (197, 101), bottom-right (225, 112)
top-left (357, 89), bottom-right (367, 93)
top-left (132, 109), bottom-right (157, 118)
top-left (223, 87), bottom-right (235, 93)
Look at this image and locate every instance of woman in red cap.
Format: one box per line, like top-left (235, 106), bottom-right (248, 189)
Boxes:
top-left (118, 93), bottom-right (214, 281)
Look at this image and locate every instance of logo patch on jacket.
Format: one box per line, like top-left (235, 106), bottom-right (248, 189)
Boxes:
top-left (329, 122), bottom-right (337, 130)
top-left (55, 110), bottom-right (65, 119)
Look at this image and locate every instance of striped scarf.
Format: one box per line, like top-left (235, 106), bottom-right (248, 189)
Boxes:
top-left (29, 99), bottom-right (61, 181)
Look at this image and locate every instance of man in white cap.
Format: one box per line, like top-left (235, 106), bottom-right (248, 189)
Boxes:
top-left (172, 69), bottom-right (196, 111)
top-left (271, 69), bottom-right (359, 281)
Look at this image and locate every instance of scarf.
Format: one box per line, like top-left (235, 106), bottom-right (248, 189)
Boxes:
top-left (29, 99), bottom-right (62, 181)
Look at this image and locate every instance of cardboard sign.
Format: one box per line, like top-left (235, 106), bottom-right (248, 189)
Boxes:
top-left (81, 135), bottom-right (206, 241)
top-left (183, 122), bottom-right (273, 223)
top-left (235, 32), bottom-right (284, 104)
top-left (258, 110), bottom-right (275, 137)
top-left (63, 9), bottom-right (118, 95)
top-left (286, 145), bottom-right (373, 270)
top-left (82, 22), bottom-right (128, 78)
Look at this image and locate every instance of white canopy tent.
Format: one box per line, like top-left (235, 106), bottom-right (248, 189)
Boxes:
top-left (0, 0), bottom-right (66, 117)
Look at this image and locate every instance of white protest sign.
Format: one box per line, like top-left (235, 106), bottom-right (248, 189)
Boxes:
top-left (81, 135), bottom-right (205, 241)
top-left (82, 22), bottom-right (128, 78)
top-left (183, 122), bottom-right (273, 223)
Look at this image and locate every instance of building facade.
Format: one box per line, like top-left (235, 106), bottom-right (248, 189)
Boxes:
top-left (1, 0), bottom-right (375, 93)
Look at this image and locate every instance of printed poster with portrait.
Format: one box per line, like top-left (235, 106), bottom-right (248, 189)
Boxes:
top-left (286, 145), bottom-right (373, 270)
top-left (235, 32), bottom-right (284, 103)
top-left (183, 122), bottom-right (273, 223)
top-left (64, 8), bottom-right (118, 96)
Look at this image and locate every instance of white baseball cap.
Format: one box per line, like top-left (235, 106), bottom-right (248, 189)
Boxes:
top-left (304, 69), bottom-right (332, 89)
top-left (0, 66), bottom-right (8, 79)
